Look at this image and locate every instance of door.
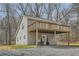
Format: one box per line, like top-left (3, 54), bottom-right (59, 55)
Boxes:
top-left (41, 34), bottom-right (47, 45)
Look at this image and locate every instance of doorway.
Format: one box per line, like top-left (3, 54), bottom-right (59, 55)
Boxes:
top-left (38, 34), bottom-right (49, 46)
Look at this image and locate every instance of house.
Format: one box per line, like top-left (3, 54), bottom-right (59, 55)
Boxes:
top-left (15, 16), bottom-right (70, 46)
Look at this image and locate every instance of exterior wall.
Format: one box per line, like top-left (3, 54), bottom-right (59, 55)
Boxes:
top-left (28, 19), bottom-right (36, 45)
top-left (46, 33), bottom-right (65, 45)
top-left (44, 33), bottom-right (60, 45)
top-left (28, 32), bottom-right (61, 45)
top-left (28, 32), bottom-right (36, 45)
top-left (16, 16), bottom-right (28, 45)
top-left (38, 33), bottom-right (55, 45)
top-left (47, 33), bottom-right (55, 45)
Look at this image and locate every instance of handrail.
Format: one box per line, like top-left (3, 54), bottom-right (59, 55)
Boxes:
top-left (28, 21), bottom-right (70, 32)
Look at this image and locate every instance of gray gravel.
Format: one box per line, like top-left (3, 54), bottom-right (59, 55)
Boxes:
top-left (0, 46), bottom-right (79, 56)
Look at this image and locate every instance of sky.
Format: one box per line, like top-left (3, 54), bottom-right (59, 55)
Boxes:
top-left (0, 3), bottom-right (72, 20)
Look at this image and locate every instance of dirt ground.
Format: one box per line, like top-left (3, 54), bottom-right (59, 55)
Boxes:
top-left (0, 46), bottom-right (79, 56)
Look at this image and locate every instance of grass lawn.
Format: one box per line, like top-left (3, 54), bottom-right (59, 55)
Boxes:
top-left (63, 43), bottom-right (79, 46)
top-left (60, 39), bottom-right (79, 46)
top-left (0, 45), bottom-right (36, 50)
top-left (10, 45), bottom-right (36, 49)
top-left (0, 43), bottom-right (79, 50)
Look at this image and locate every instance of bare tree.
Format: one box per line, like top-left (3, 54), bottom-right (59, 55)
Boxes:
top-left (43, 3), bottom-right (55, 20)
top-left (70, 3), bottom-right (79, 40)
top-left (16, 3), bottom-right (29, 16)
top-left (4, 4), bottom-right (12, 45)
top-left (28, 3), bottom-right (44, 18)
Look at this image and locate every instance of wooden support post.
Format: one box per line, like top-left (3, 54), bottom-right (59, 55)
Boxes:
top-left (54, 31), bottom-right (56, 45)
top-left (67, 32), bottom-right (70, 46)
top-left (36, 22), bottom-right (38, 46)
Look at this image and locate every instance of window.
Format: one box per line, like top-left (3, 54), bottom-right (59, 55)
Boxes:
top-left (22, 24), bottom-right (24, 29)
top-left (24, 35), bottom-right (26, 39)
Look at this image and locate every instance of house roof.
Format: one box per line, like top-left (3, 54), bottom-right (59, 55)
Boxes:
top-left (27, 16), bottom-right (70, 27)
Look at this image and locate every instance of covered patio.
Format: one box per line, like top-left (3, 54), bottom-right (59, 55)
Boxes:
top-left (28, 17), bottom-right (70, 46)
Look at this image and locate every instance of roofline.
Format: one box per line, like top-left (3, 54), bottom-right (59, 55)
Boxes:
top-left (26, 16), bottom-right (70, 27)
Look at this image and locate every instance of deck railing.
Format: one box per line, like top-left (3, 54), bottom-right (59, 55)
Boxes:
top-left (28, 21), bottom-right (70, 32)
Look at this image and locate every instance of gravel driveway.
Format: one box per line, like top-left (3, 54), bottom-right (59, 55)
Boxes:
top-left (0, 46), bottom-right (79, 56)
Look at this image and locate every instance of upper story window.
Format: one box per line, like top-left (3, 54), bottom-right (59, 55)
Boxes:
top-left (22, 24), bottom-right (24, 29)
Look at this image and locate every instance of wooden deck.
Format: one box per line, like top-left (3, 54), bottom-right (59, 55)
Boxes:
top-left (28, 20), bottom-right (70, 33)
